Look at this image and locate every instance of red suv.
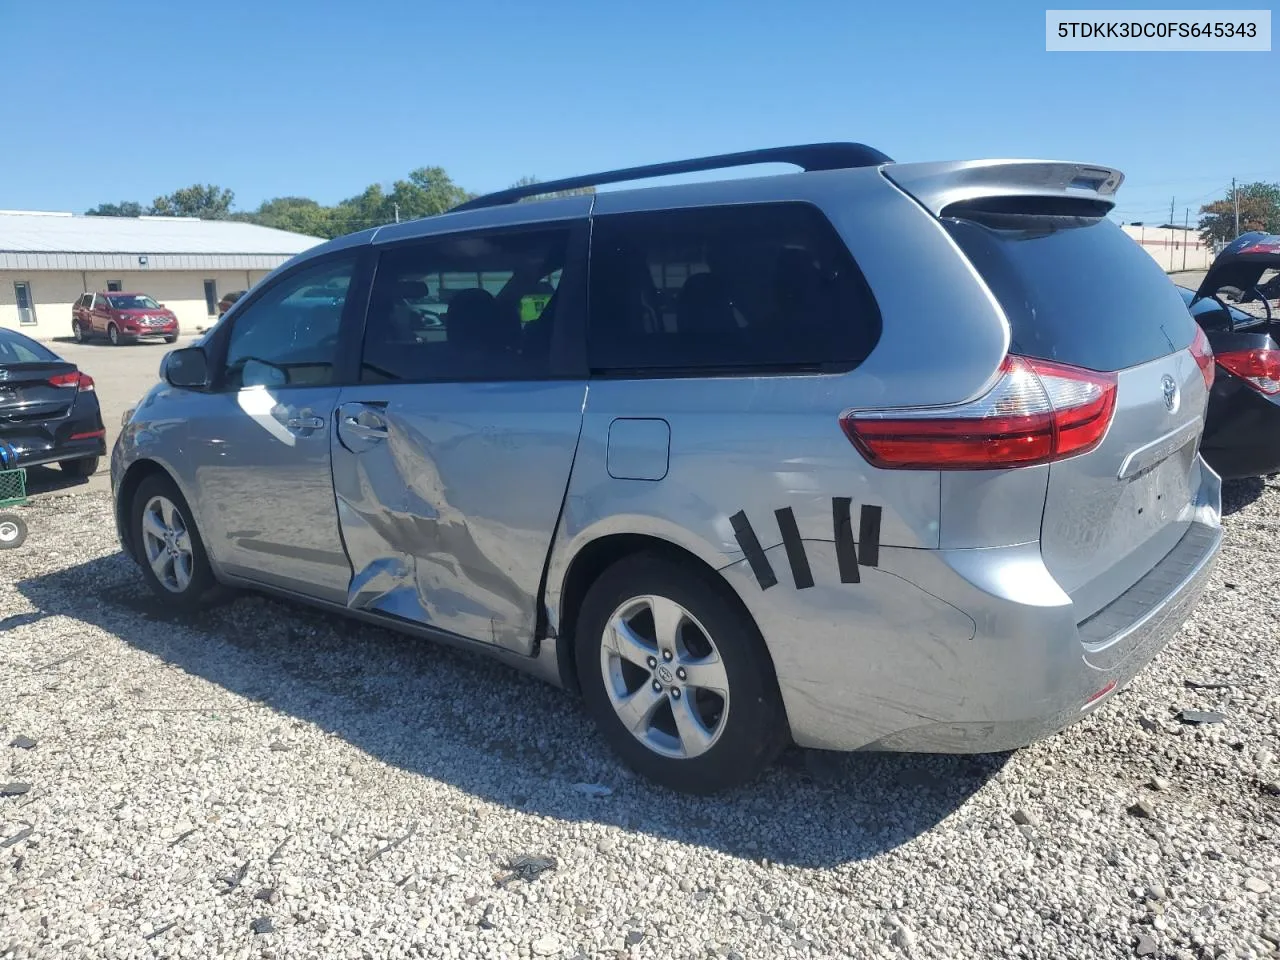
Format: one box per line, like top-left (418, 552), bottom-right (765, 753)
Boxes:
top-left (72, 292), bottom-right (179, 346)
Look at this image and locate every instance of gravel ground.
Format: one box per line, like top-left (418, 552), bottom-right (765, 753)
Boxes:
top-left (2, 487), bottom-right (1278, 960)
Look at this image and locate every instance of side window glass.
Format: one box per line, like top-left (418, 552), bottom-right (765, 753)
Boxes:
top-left (360, 228), bottom-right (571, 383)
top-left (222, 257), bottom-right (355, 390)
top-left (587, 203), bottom-right (881, 373)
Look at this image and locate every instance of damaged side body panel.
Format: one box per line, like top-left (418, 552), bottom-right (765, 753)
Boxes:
top-left (331, 382), bottom-right (587, 655)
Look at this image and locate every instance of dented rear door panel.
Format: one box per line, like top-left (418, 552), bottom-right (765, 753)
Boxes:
top-left (330, 381), bottom-right (587, 654)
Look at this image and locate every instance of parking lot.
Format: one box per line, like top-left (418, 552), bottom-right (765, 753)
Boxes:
top-left (3, 313), bottom-right (1280, 960)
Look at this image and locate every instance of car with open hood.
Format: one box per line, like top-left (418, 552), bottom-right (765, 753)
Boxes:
top-left (1182, 232), bottom-right (1280, 479)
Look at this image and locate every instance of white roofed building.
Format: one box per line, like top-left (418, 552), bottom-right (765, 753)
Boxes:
top-left (0, 210), bottom-right (324, 336)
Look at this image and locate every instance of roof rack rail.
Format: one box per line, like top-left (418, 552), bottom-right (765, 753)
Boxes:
top-left (450, 142), bottom-right (893, 212)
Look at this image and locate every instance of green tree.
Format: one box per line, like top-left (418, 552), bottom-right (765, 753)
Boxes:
top-left (150, 184), bottom-right (236, 219)
top-left (388, 167), bottom-right (474, 220)
top-left (508, 175), bottom-right (595, 201)
top-left (247, 196), bottom-right (335, 238)
top-left (1199, 181), bottom-right (1280, 247)
top-left (85, 201), bottom-right (144, 217)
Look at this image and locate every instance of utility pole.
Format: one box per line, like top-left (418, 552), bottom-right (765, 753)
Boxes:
top-left (1233, 177), bottom-right (1239, 237)
top-left (1183, 208), bottom-right (1189, 271)
top-left (1169, 197), bottom-right (1176, 271)
top-left (394, 203), bottom-right (400, 224)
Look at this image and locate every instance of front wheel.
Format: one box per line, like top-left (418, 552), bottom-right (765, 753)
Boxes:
top-left (0, 513), bottom-right (27, 549)
top-left (108, 323), bottom-right (122, 346)
top-left (575, 552), bottom-right (788, 794)
top-left (130, 474), bottom-right (216, 609)
top-left (163, 335), bottom-right (178, 344)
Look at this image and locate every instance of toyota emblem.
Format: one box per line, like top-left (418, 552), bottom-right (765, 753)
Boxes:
top-left (1161, 374), bottom-right (1179, 413)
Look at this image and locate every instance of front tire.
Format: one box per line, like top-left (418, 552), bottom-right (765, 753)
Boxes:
top-left (575, 552), bottom-right (788, 794)
top-left (163, 334), bottom-right (178, 344)
top-left (60, 456), bottom-right (99, 479)
top-left (130, 474), bottom-right (216, 609)
top-left (0, 513), bottom-right (27, 550)
top-left (108, 323), bottom-right (122, 346)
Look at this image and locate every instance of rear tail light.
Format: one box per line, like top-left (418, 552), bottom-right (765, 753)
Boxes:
top-left (1215, 348), bottom-right (1280, 395)
top-left (1189, 326), bottom-right (1215, 390)
top-left (47, 371), bottom-right (94, 392)
top-left (840, 355), bottom-right (1118, 470)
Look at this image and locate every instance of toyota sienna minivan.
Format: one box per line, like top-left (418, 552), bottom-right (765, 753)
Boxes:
top-left (112, 144), bottom-right (1223, 793)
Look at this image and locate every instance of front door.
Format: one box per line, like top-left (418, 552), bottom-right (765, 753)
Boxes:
top-left (91, 294), bottom-right (110, 335)
top-left (331, 220), bottom-right (589, 654)
top-left (185, 254), bottom-right (360, 602)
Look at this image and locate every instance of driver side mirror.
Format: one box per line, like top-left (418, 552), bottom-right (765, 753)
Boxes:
top-left (163, 346), bottom-right (211, 389)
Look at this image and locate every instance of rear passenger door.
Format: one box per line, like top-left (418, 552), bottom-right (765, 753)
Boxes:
top-left (330, 219), bottom-right (590, 655)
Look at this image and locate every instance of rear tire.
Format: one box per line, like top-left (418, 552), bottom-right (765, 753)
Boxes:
top-left (108, 323), bottom-right (121, 346)
top-left (574, 552), bottom-right (788, 794)
top-left (72, 320), bottom-right (85, 343)
top-left (130, 473), bottom-right (216, 610)
top-left (60, 456), bottom-right (99, 479)
top-left (0, 513), bottom-right (27, 550)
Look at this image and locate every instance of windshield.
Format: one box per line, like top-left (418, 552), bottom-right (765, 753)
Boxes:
top-left (109, 295), bottom-right (161, 310)
top-left (1178, 286), bottom-right (1267, 329)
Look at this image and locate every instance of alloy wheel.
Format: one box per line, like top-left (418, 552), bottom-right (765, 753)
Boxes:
top-left (599, 595), bottom-right (731, 759)
top-left (140, 495), bottom-right (194, 593)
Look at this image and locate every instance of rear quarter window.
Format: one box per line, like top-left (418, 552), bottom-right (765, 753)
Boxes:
top-left (943, 211), bottom-right (1197, 372)
top-left (587, 202), bottom-right (881, 374)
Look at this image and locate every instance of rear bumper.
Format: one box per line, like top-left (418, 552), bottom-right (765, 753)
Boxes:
top-left (0, 402), bottom-right (107, 468)
top-left (727, 462), bottom-right (1223, 754)
top-left (862, 516), bottom-right (1221, 752)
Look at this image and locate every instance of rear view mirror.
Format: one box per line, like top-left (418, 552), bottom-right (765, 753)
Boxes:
top-left (163, 346), bottom-right (211, 389)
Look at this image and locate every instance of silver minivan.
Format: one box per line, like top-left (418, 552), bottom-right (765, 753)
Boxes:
top-left (112, 144), bottom-right (1223, 793)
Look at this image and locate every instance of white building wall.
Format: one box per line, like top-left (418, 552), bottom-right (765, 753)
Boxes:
top-left (1121, 225), bottom-right (1213, 272)
top-left (0, 271), bottom-right (86, 335)
top-left (0, 269), bottom-right (276, 336)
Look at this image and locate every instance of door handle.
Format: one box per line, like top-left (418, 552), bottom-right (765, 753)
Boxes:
top-left (342, 414), bottom-right (388, 438)
top-left (286, 415), bottom-right (325, 431)
top-left (338, 404), bottom-right (389, 440)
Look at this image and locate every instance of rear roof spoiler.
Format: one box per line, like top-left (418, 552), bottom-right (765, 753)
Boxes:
top-left (882, 160), bottom-right (1124, 218)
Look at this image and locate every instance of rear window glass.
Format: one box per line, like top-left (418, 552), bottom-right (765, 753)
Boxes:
top-left (588, 202), bottom-right (881, 374)
top-left (943, 212), bottom-right (1197, 371)
top-left (0, 329), bottom-right (59, 363)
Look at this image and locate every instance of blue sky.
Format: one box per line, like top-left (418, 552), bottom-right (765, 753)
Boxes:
top-left (1, 0), bottom-right (1274, 227)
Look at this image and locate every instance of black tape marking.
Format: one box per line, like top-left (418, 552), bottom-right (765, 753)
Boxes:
top-left (774, 507), bottom-right (814, 590)
top-left (730, 510), bottom-right (777, 590)
top-left (858, 504), bottom-right (882, 568)
top-left (832, 497), bottom-right (861, 583)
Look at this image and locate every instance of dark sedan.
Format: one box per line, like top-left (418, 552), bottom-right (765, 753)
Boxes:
top-left (0, 328), bottom-right (106, 478)
top-left (1182, 232), bottom-right (1280, 479)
